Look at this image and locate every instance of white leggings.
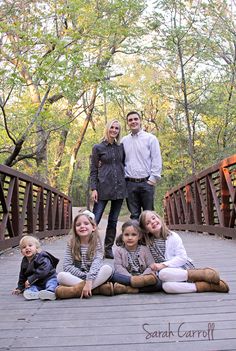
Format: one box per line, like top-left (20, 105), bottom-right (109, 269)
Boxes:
top-left (57, 264), bottom-right (113, 289)
top-left (159, 268), bottom-right (197, 294)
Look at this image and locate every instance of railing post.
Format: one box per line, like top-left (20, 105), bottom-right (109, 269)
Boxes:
top-left (27, 182), bottom-right (34, 235)
top-left (12, 177), bottom-right (19, 237)
top-left (220, 167), bottom-right (230, 227)
top-left (186, 184), bottom-right (193, 224)
top-left (194, 180), bottom-right (202, 225)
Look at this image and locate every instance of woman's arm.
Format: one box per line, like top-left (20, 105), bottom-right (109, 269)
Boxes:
top-left (89, 145), bottom-right (99, 193)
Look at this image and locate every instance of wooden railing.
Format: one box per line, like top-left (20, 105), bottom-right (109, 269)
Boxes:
top-left (0, 165), bottom-right (72, 250)
top-left (164, 154), bottom-right (236, 239)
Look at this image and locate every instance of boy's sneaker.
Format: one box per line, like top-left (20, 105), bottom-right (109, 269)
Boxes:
top-left (23, 290), bottom-right (40, 300)
top-left (38, 290), bottom-right (56, 301)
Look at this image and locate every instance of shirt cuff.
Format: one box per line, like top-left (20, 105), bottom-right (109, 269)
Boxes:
top-left (148, 175), bottom-right (161, 184)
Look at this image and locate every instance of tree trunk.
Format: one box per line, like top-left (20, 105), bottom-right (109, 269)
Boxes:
top-left (174, 22), bottom-right (196, 174)
top-left (50, 128), bottom-right (69, 188)
top-left (67, 86), bottom-right (98, 195)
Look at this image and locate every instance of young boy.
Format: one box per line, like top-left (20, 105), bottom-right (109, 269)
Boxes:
top-left (12, 235), bottom-right (59, 300)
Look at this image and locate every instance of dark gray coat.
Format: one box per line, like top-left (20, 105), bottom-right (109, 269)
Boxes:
top-left (90, 140), bottom-right (126, 200)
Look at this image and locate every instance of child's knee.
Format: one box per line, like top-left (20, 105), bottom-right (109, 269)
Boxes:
top-left (57, 271), bottom-right (67, 284)
top-left (159, 268), bottom-right (170, 281)
top-left (101, 264), bottom-right (113, 276)
top-left (162, 282), bottom-right (176, 294)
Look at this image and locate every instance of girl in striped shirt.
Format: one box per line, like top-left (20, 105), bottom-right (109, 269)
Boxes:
top-left (56, 210), bottom-right (113, 299)
top-left (139, 210), bottom-right (229, 294)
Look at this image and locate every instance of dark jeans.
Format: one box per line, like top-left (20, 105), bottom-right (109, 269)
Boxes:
top-left (110, 272), bottom-right (131, 285)
top-left (126, 181), bottom-right (154, 220)
top-left (93, 199), bottom-right (123, 229)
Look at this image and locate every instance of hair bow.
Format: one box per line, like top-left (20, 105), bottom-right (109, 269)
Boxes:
top-left (82, 210), bottom-right (95, 221)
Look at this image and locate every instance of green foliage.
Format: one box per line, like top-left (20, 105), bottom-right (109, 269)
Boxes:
top-left (0, 0), bottom-right (235, 213)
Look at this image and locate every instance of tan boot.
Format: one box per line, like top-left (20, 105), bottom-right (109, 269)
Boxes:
top-left (195, 279), bottom-right (229, 293)
top-left (188, 268), bottom-right (220, 284)
top-left (130, 274), bottom-right (157, 288)
top-left (55, 281), bottom-right (85, 299)
top-left (92, 282), bottom-right (114, 296)
top-left (114, 283), bottom-right (139, 295)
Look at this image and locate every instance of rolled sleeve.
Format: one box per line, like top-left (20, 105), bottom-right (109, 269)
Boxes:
top-left (149, 136), bottom-right (162, 183)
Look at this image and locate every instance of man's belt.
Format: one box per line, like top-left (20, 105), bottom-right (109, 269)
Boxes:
top-left (125, 177), bottom-right (149, 183)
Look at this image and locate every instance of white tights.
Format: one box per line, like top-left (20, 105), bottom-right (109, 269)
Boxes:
top-left (57, 264), bottom-right (113, 289)
top-left (159, 268), bottom-right (197, 294)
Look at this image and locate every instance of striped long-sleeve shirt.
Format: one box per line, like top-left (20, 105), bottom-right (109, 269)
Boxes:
top-left (63, 240), bottom-right (103, 281)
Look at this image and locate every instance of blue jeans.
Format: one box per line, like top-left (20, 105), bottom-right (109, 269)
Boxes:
top-left (126, 181), bottom-right (154, 220)
top-left (110, 272), bottom-right (163, 293)
top-left (93, 199), bottom-right (123, 229)
top-left (110, 272), bottom-right (131, 285)
top-left (25, 277), bottom-right (58, 293)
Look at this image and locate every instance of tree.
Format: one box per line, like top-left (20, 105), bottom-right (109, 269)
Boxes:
top-left (0, 0), bottom-right (146, 189)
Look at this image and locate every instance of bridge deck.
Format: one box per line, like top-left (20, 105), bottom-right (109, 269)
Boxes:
top-left (0, 219), bottom-right (236, 351)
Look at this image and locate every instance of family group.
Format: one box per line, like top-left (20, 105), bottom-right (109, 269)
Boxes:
top-left (12, 112), bottom-right (229, 300)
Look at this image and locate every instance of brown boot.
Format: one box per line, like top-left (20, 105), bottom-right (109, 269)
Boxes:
top-left (55, 281), bottom-right (85, 299)
top-left (188, 268), bottom-right (220, 284)
top-left (114, 283), bottom-right (139, 295)
top-left (131, 274), bottom-right (157, 288)
top-left (195, 279), bottom-right (229, 293)
top-left (92, 282), bottom-right (114, 296)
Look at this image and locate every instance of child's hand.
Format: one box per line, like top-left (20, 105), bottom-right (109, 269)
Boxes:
top-left (24, 280), bottom-right (30, 288)
top-left (150, 263), bottom-right (166, 272)
top-left (80, 280), bottom-right (92, 299)
top-left (12, 288), bottom-right (22, 295)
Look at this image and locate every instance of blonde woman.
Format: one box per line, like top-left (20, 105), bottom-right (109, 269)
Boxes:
top-left (90, 119), bottom-right (126, 259)
top-left (56, 211), bottom-right (113, 299)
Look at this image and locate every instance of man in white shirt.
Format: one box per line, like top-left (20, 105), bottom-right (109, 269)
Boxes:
top-left (121, 111), bottom-right (162, 219)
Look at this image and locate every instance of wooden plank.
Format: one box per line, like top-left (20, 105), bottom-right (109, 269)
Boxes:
top-left (0, 220), bottom-right (236, 351)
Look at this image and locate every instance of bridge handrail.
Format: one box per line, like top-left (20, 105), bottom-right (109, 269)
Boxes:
top-left (0, 164), bottom-right (72, 250)
top-left (164, 154), bottom-right (236, 239)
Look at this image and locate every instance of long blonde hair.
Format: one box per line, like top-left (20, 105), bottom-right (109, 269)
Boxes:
top-left (139, 210), bottom-right (171, 246)
top-left (69, 213), bottom-right (100, 261)
top-left (102, 119), bottom-right (122, 144)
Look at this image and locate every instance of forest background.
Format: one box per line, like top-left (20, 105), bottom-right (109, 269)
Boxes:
top-left (1, 0), bottom-right (236, 215)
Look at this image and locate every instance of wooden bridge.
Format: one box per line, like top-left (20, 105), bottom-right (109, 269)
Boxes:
top-left (0, 156), bottom-right (236, 351)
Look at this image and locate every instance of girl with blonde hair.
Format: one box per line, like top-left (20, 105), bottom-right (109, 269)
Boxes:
top-left (56, 210), bottom-right (113, 299)
top-left (139, 210), bottom-right (229, 294)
